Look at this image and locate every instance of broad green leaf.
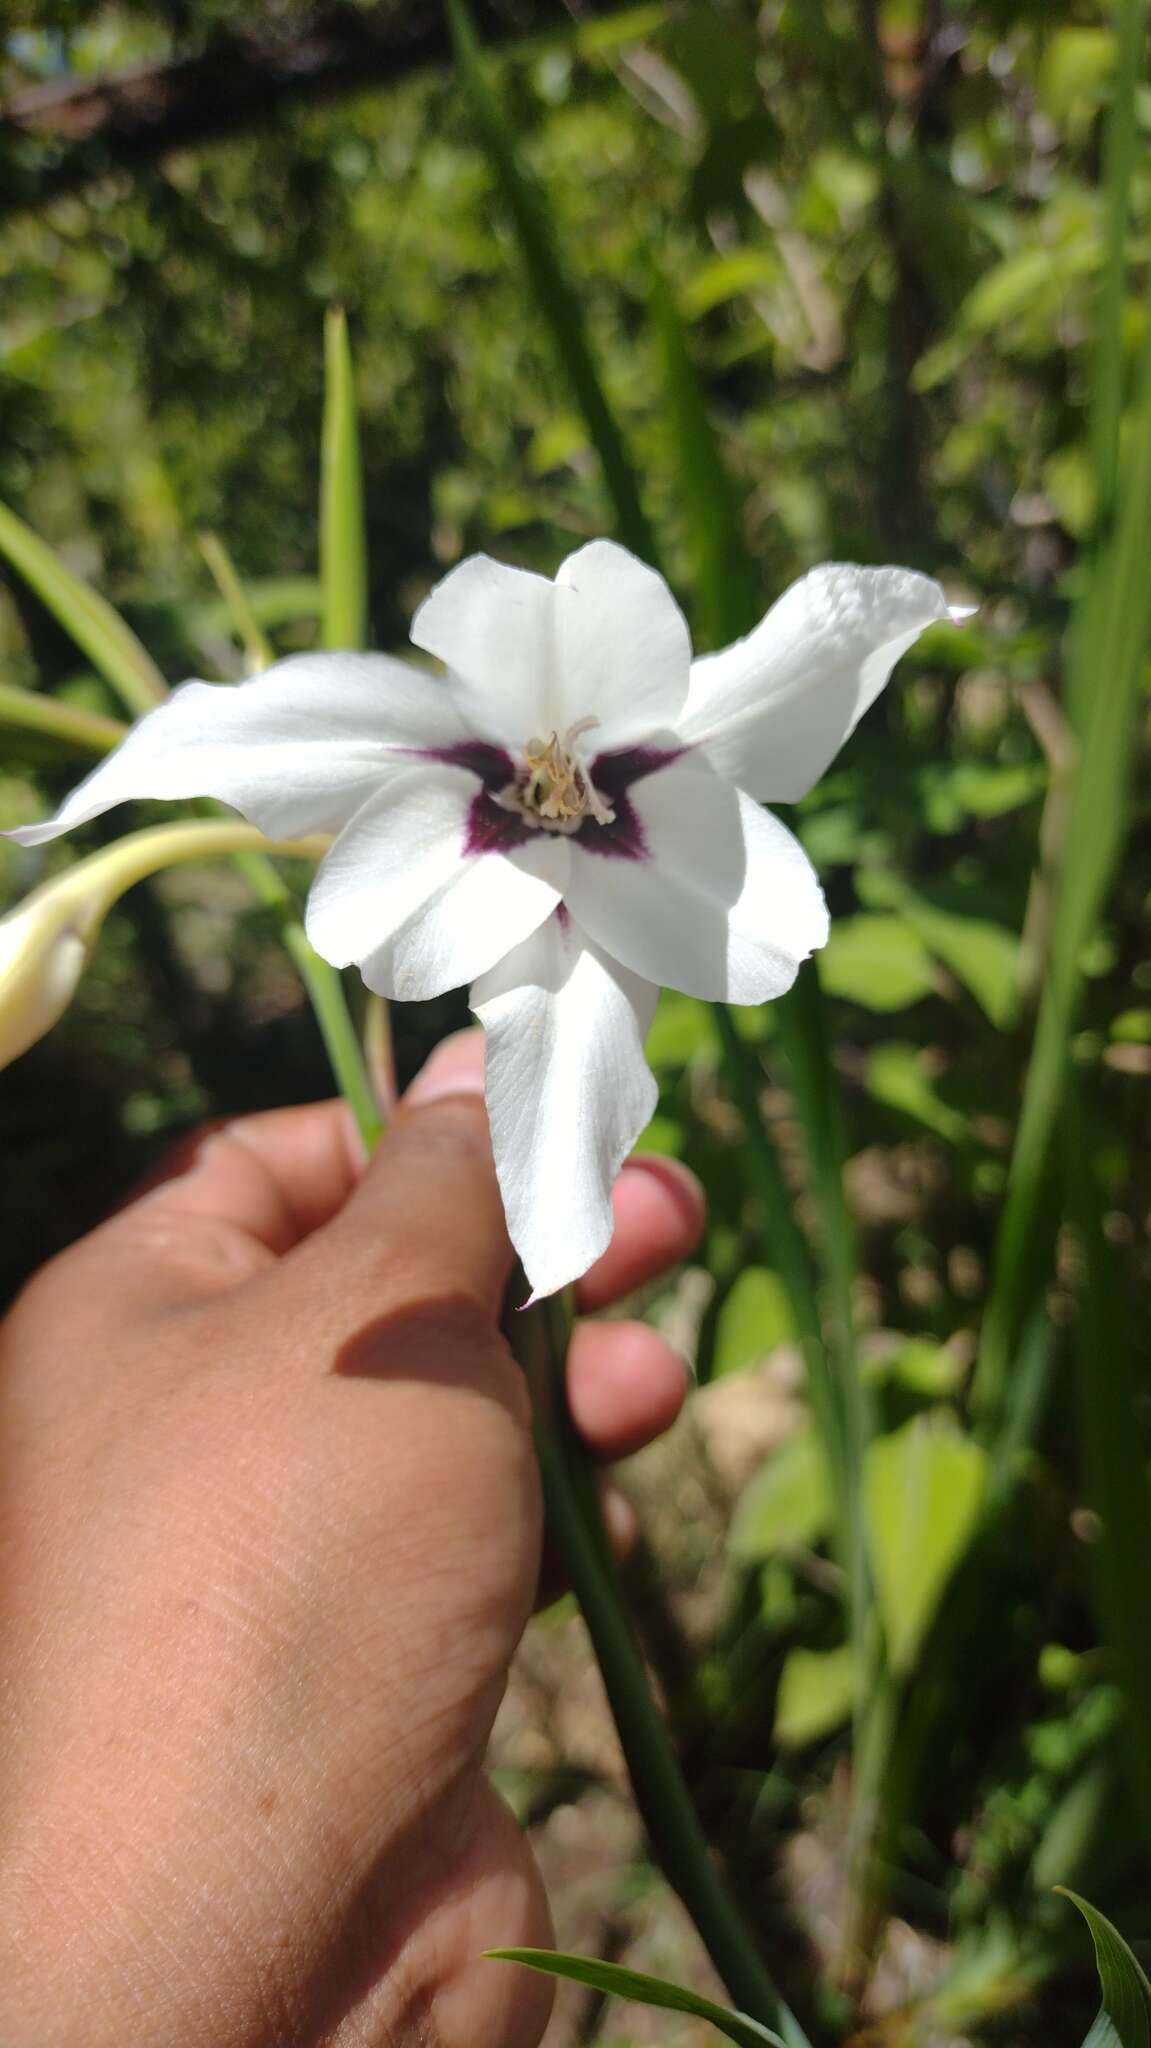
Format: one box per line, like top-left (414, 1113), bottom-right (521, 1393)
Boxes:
top-left (1112, 1009), bottom-right (1151, 1043)
top-left (774, 1646), bottom-right (855, 1748)
top-left (820, 914), bottom-right (936, 1011)
top-left (1038, 28), bottom-right (1116, 126)
top-left (897, 893), bottom-right (1020, 1028)
top-left (1058, 1891), bottom-right (1151, 2048)
top-left (714, 1267), bottom-right (797, 1380)
top-left (680, 249), bottom-right (780, 319)
top-left (732, 1428), bottom-right (832, 1560)
top-left (865, 1042), bottom-right (966, 1144)
top-left (0, 498), bottom-right (166, 716)
top-left (321, 307), bottom-right (368, 651)
top-left (485, 1950), bottom-right (786, 2047)
top-left (864, 1415), bottom-right (988, 1676)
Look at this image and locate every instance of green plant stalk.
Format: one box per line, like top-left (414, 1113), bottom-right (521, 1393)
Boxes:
top-left (198, 530), bottom-right (274, 672)
top-left (506, 1285), bottom-right (813, 2048)
top-left (0, 498), bottom-right (167, 715)
top-left (0, 682), bottom-right (127, 755)
top-left (321, 307), bottom-right (369, 651)
top-left (448, 0), bottom-right (656, 562)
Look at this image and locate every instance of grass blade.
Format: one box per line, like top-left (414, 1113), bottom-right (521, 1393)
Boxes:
top-left (485, 1949), bottom-right (787, 2047)
top-left (1088, 0), bottom-right (1145, 541)
top-left (448, 0), bottom-right (656, 562)
top-left (974, 261), bottom-right (1151, 1431)
top-left (648, 267), bottom-right (760, 647)
top-left (0, 498), bottom-right (167, 715)
top-left (321, 306), bottom-right (369, 651)
top-left (0, 682), bottom-right (125, 757)
top-left (1063, 1089), bottom-right (1151, 1839)
top-left (198, 529), bottom-right (274, 673)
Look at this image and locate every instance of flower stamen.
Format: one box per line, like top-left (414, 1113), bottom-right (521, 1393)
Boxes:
top-left (494, 716), bottom-right (616, 835)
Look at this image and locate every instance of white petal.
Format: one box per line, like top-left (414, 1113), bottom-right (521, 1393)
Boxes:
top-left (677, 564), bottom-right (951, 801)
top-left (8, 653), bottom-right (467, 847)
top-left (472, 915), bottom-right (659, 1300)
top-left (565, 758), bottom-right (828, 1003)
top-left (306, 765), bottom-right (569, 1002)
top-left (410, 554), bottom-right (560, 744)
top-left (553, 539), bottom-right (691, 746)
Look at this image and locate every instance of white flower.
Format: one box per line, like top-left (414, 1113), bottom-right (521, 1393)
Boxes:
top-left (9, 541), bottom-right (957, 1298)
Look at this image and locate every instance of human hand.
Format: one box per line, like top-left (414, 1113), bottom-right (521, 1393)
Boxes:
top-left (0, 1030), bottom-right (701, 2048)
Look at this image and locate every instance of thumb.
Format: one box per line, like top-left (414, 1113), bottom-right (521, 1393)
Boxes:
top-left (282, 1032), bottom-right (514, 1333)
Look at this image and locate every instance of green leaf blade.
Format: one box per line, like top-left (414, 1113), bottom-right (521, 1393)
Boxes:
top-left (321, 306), bottom-right (368, 652)
top-left (0, 499), bottom-right (167, 716)
top-left (448, 0), bottom-right (655, 562)
top-left (1059, 1891), bottom-right (1151, 2048)
top-left (864, 1415), bottom-right (988, 1676)
top-left (484, 1949), bottom-right (787, 2047)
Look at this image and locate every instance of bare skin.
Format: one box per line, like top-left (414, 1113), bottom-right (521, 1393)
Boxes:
top-left (0, 1030), bottom-right (701, 2048)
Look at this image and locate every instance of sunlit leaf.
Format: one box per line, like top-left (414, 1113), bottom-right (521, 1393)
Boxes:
top-left (732, 1428), bottom-right (832, 1559)
top-left (864, 1415), bottom-right (988, 1676)
top-left (774, 1646), bottom-right (855, 1748)
top-left (865, 1042), bottom-right (966, 1144)
top-left (820, 914), bottom-right (936, 1011)
top-left (714, 1267), bottom-right (798, 1380)
top-left (897, 892), bottom-right (1020, 1028)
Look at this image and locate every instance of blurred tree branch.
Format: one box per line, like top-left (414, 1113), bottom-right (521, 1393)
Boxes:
top-left (0, 0), bottom-right (630, 217)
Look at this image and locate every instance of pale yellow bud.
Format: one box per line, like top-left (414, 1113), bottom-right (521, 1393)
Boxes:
top-left (0, 821), bottom-right (328, 1072)
top-left (0, 886), bottom-right (100, 1069)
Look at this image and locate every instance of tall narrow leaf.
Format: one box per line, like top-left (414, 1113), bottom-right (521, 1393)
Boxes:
top-left (1063, 1092), bottom-right (1151, 1839)
top-left (0, 499), bottom-right (167, 715)
top-left (864, 1416), bottom-right (988, 1677)
top-left (198, 530), bottom-right (273, 673)
top-left (975, 263), bottom-right (1151, 1430)
top-left (321, 306), bottom-right (368, 651)
top-left (448, 0), bottom-right (656, 562)
top-left (654, 274), bottom-right (870, 1645)
top-left (648, 269), bottom-right (759, 647)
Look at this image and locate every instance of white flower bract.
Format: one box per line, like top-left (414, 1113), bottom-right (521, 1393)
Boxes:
top-left (9, 540), bottom-right (954, 1298)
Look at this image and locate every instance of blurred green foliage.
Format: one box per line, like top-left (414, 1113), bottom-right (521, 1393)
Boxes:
top-left (3, 2), bottom-right (1151, 2042)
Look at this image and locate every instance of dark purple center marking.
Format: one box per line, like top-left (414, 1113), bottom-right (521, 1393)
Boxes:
top-left (408, 739), bottom-right (684, 861)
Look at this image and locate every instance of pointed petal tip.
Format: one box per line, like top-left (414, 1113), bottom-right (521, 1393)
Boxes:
top-left (948, 603), bottom-right (979, 623)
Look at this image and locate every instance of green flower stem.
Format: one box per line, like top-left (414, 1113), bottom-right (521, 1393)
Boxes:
top-left (231, 848), bottom-right (382, 1153)
top-left (506, 1284), bottom-right (811, 2048)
